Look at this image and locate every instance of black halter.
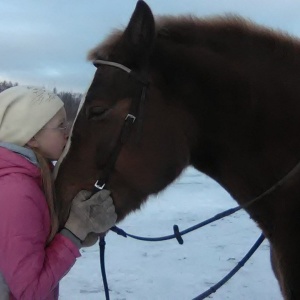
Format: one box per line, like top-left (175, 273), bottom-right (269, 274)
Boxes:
top-left (91, 59), bottom-right (149, 193)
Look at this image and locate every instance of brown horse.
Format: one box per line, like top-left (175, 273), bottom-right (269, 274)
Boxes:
top-left (55, 1), bottom-right (300, 299)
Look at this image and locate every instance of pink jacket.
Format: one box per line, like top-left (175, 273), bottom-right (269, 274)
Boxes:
top-left (0, 146), bottom-right (81, 300)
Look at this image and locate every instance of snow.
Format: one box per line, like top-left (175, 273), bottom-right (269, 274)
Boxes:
top-left (60, 167), bottom-right (282, 300)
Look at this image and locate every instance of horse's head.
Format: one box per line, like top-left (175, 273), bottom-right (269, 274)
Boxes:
top-left (55, 1), bottom-right (195, 226)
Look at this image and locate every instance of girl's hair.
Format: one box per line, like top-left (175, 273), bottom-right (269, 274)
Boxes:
top-left (33, 149), bottom-right (59, 244)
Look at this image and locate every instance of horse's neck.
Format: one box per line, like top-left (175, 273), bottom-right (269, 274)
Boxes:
top-left (161, 42), bottom-right (300, 204)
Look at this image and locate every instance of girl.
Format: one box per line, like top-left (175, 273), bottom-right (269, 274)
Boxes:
top-left (0, 86), bottom-right (117, 300)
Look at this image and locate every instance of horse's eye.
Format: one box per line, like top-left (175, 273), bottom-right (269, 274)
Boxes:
top-left (86, 106), bottom-right (108, 121)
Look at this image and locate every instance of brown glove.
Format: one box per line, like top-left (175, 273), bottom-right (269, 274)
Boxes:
top-left (64, 190), bottom-right (117, 241)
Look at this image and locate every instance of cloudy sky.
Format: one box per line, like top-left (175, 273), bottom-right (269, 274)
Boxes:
top-left (1, 0), bottom-right (300, 93)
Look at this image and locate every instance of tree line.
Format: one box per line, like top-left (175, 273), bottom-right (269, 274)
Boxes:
top-left (0, 80), bottom-right (81, 123)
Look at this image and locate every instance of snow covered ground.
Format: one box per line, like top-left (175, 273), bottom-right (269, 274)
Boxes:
top-left (60, 167), bottom-right (282, 300)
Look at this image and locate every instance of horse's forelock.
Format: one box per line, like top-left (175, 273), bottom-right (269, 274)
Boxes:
top-left (87, 29), bottom-right (124, 61)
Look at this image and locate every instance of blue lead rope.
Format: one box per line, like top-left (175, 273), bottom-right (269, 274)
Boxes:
top-left (110, 205), bottom-right (242, 243)
top-left (99, 226), bottom-right (265, 300)
top-left (192, 233), bottom-right (265, 300)
top-left (99, 237), bottom-right (110, 300)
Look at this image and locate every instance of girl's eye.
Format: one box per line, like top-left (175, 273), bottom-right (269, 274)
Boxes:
top-left (86, 106), bottom-right (109, 121)
top-left (58, 124), bottom-right (65, 129)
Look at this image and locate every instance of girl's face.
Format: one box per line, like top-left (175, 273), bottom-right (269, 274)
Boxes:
top-left (28, 108), bottom-right (69, 160)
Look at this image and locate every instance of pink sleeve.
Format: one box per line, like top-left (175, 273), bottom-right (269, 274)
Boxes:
top-left (0, 179), bottom-right (81, 299)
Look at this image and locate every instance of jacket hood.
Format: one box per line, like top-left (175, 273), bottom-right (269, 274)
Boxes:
top-left (0, 146), bottom-right (41, 179)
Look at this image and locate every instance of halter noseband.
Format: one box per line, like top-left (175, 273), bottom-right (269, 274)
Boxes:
top-left (92, 59), bottom-right (149, 193)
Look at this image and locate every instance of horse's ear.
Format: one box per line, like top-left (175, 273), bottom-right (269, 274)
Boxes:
top-left (121, 0), bottom-right (155, 66)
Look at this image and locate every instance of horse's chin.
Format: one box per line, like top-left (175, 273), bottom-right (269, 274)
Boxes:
top-left (112, 190), bottom-right (147, 222)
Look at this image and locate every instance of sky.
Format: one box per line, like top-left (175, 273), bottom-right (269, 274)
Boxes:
top-left (60, 167), bottom-right (282, 299)
top-left (1, 0), bottom-right (300, 93)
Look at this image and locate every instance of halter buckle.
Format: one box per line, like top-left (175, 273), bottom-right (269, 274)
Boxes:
top-left (94, 180), bottom-right (105, 190)
top-left (125, 114), bottom-right (136, 123)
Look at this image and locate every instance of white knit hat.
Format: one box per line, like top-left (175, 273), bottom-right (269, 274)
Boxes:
top-left (0, 86), bottom-right (64, 146)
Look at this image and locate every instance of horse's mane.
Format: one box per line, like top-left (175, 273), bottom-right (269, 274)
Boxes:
top-left (88, 14), bottom-right (300, 64)
top-left (88, 15), bottom-right (300, 60)
top-left (156, 15), bottom-right (293, 42)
